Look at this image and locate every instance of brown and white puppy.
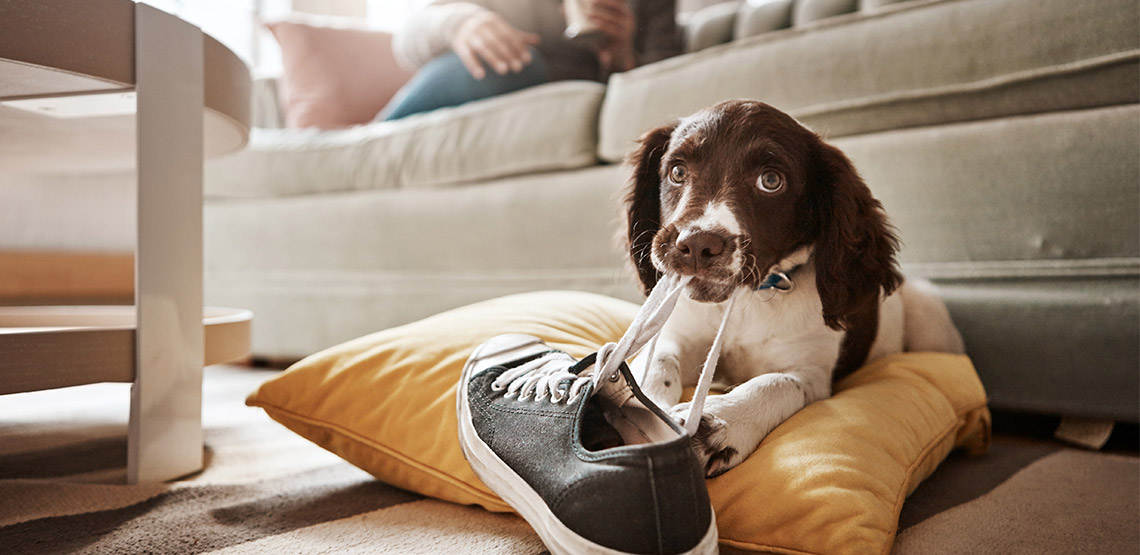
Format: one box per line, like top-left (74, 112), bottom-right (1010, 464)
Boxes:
top-left (625, 100), bottom-right (964, 477)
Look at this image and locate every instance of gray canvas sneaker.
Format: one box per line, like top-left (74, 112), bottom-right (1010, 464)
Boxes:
top-left (457, 333), bottom-right (718, 555)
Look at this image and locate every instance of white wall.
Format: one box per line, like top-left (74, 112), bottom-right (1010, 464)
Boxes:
top-left (136, 0), bottom-right (414, 76)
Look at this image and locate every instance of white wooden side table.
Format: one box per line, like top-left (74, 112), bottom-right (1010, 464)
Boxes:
top-left (0, 0), bottom-right (253, 483)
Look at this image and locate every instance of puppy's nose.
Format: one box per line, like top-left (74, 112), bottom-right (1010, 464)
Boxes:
top-left (676, 230), bottom-right (726, 269)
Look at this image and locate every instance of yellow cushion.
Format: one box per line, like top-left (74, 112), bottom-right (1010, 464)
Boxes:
top-left (247, 290), bottom-right (990, 553)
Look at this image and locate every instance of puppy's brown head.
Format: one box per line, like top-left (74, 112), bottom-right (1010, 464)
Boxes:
top-left (625, 100), bottom-right (901, 330)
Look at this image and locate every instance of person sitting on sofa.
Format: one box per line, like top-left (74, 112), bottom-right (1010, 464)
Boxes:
top-left (379, 0), bottom-right (680, 121)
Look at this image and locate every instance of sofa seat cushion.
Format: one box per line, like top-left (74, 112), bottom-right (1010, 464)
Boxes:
top-left (204, 165), bottom-right (641, 358)
top-left (599, 0), bottom-right (1139, 161)
top-left (205, 81), bottom-right (605, 198)
top-left (246, 290), bottom-right (991, 553)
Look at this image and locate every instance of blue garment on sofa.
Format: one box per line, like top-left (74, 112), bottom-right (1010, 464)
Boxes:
top-left (379, 48), bottom-right (550, 121)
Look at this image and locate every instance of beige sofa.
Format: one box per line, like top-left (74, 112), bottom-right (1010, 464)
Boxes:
top-left (204, 0), bottom-right (1139, 423)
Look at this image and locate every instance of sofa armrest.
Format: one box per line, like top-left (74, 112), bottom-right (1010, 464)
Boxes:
top-left (251, 76), bottom-right (286, 129)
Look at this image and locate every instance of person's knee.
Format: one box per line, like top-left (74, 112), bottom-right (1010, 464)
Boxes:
top-left (504, 47), bottom-right (549, 87)
top-left (381, 48), bottom-right (549, 121)
top-left (469, 47), bottom-right (549, 95)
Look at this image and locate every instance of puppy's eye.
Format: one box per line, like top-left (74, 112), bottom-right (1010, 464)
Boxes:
top-left (757, 170), bottom-right (784, 193)
top-left (668, 164), bottom-right (687, 184)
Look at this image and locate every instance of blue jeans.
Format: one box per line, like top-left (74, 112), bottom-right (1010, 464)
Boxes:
top-left (380, 49), bottom-right (550, 121)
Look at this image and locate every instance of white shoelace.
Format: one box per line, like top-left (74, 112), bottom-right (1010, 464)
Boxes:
top-left (490, 273), bottom-right (738, 436)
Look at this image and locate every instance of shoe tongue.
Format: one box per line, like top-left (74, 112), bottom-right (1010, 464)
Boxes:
top-left (566, 352), bottom-right (634, 405)
top-left (596, 366), bottom-right (635, 408)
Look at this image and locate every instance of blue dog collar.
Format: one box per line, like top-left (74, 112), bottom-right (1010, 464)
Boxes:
top-left (755, 264), bottom-right (802, 292)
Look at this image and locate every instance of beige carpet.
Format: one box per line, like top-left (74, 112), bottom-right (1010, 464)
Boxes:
top-left (0, 365), bottom-right (543, 555)
top-left (895, 449), bottom-right (1138, 554)
top-left (1, 365), bottom-right (1135, 554)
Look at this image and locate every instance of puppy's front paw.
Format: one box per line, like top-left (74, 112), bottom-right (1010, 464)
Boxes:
top-left (637, 354), bottom-right (683, 410)
top-left (669, 404), bottom-right (744, 478)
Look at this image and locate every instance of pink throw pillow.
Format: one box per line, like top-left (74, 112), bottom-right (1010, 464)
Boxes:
top-left (267, 19), bottom-right (415, 129)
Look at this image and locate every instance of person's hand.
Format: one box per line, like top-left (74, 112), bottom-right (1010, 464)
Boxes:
top-left (451, 11), bottom-right (541, 80)
top-left (579, 0), bottom-right (636, 72)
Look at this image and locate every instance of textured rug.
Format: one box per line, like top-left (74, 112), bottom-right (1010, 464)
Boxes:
top-left (1, 365), bottom-right (1136, 554)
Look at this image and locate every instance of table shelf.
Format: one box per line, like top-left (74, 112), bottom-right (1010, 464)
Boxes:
top-left (0, 306), bottom-right (252, 395)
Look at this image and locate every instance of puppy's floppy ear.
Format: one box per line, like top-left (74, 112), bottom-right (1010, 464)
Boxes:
top-left (625, 123), bottom-right (676, 295)
top-left (810, 140), bottom-right (902, 330)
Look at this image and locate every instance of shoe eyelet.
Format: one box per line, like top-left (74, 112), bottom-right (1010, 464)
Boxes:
top-left (608, 371), bottom-right (620, 383)
top-left (491, 383), bottom-right (505, 392)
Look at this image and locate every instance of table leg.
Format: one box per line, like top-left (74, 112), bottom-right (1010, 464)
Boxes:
top-left (127, 3), bottom-right (205, 484)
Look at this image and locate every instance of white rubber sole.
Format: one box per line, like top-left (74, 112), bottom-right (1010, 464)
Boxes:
top-left (457, 339), bottom-right (720, 555)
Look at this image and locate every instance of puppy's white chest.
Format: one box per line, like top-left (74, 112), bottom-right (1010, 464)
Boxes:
top-left (672, 291), bottom-right (842, 386)
top-left (720, 302), bottom-right (796, 384)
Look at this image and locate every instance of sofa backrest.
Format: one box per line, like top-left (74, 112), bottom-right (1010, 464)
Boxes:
top-left (683, 0), bottom-right (924, 53)
top-left (600, 0), bottom-right (1139, 162)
